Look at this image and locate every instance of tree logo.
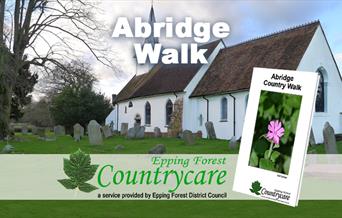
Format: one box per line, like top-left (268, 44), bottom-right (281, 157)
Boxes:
top-left (58, 149), bottom-right (99, 193)
top-left (250, 181), bottom-right (262, 195)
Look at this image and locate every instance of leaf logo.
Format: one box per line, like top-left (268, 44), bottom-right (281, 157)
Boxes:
top-left (58, 149), bottom-right (99, 193)
top-left (250, 181), bottom-right (262, 195)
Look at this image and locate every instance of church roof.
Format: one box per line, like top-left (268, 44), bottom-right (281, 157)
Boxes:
top-left (190, 21), bottom-right (320, 97)
top-left (114, 40), bottom-right (221, 103)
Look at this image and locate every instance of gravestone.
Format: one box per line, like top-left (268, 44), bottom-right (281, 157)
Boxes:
top-left (115, 145), bottom-right (125, 150)
top-left (148, 144), bottom-right (166, 154)
top-left (37, 127), bottom-right (46, 138)
top-left (228, 136), bottom-right (238, 149)
top-left (127, 124), bottom-right (145, 139)
top-left (154, 127), bottom-right (162, 138)
top-left (54, 125), bottom-right (65, 136)
top-left (87, 120), bottom-right (103, 145)
top-left (195, 131), bottom-right (203, 139)
top-left (205, 122), bottom-right (216, 139)
top-left (73, 123), bottom-right (84, 142)
top-left (102, 125), bottom-right (112, 138)
top-left (136, 126), bottom-right (145, 139)
top-left (309, 128), bottom-right (316, 146)
top-left (1, 144), bottom-right (14, 154)
top-left (21, 125), bottom-right (28, 134)
top-left (127, 128), bottom-right (136, 139)
top-left (183, 130), bottom-right (195, 145)
top-left (120, 123), bottom-right (128, 136)
top-left (323, 122), bottom-right (338, 154)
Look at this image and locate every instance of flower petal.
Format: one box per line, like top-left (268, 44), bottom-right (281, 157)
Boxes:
top-left (267, 132), bottom-right (274, 140)
top-left (273, 136), bottom-right (279, 144)
top-left (277, 127), bottom-right (285, 135)
top-left (274, 120), bottom-right (282, 131)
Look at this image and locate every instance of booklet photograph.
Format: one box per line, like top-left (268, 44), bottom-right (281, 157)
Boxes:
top-left (233, 68), bottom-right (319, 207)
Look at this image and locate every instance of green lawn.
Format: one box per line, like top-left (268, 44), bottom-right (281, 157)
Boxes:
top-left (1, 200), bottom-right (342, 218)
top-left (308, 140), bottom-right (342, 154)
top-left (1, 133), bottom-right (342, 154)
top-left (0, 133), bottom-right (237, 154)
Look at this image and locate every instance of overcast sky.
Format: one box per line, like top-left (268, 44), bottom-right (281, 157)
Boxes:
top-left (71, 0), bottom-right (342, 98)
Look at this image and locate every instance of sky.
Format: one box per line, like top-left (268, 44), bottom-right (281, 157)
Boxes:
top-left (36, 0), bottom-right (342, 99)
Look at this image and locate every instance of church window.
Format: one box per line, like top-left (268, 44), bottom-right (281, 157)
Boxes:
top-left (145, 102), bottom-right (151, 125)
top-left (221, 97), bottom-right (228, 121)
top-left (166, 99), bottom-right (173, 126)
top-left (315, 68), bottom-right (326, 112)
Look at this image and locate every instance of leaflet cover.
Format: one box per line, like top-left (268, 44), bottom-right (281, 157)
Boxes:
top-left (233, 67), bottom-right (319, 207)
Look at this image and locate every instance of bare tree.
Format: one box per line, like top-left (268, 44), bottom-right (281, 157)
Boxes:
top-left (0, 0), bottom-right (121, 139)
top-left (37, 59), bottom-right (98, 96)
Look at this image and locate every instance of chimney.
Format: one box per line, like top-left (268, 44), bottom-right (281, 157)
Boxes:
top-left (112, 94), bottom-right (117, 106)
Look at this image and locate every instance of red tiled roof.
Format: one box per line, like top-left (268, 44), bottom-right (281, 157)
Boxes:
top-left (190, 21), bottom-right (320, 97)
top-left (114, 40), bottom-right (221, 103)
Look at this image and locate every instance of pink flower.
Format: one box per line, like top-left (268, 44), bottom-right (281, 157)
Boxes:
top-left (267, 120), bottom-right (285, 144)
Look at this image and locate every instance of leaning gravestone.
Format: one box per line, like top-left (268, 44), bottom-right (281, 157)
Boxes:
top-left (323, 122), bottom-right (338, 154)
top-left (1, 144), bottom-right (15, 154)
top-left (183, 130), bottom-right (195, 145)
top-left (121, 123), bottom-right (128, 136)
top-left (102, 125), bottom-right (112, 138)
top-left (149, 144), bottom-right (166, 154)
top-left (309, 128), bottom-right (316, 146)
top-left (205, 121), bottom-right (216, 139)
top-left (154, 127), bottom-right (162, 138)
top-left (54, 125), bottom-right (65, 136)
top-left (73, 123), bottom-right (84, 142)
top-left (87, 120), bottom-right (103, 145)
top-left (228, 136), bottom-right (238, 149)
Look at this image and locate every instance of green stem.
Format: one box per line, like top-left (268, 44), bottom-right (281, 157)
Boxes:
top-left (268, 142), bottom-right (274, 159)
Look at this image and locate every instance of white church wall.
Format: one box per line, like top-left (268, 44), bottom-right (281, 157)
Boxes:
top-left (182, 41), bottom-right (225, 132)
top-left (297, 25), bottom-right (342, 143)
top-left (116, 93), bottom-right (182, 133)
top-left (187, 91), bottom-right (248, 140)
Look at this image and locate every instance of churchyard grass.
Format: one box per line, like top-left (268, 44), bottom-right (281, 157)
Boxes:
top-left (1, 133), bottom-right (341, 154)
top-left (1, 200), bottom-right (342, 218)
top-left (307, 141), bottom-right (342, 154)
top-left (0, 133), bottom-right (237, 154)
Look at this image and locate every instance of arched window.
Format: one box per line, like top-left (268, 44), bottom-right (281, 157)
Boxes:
top-left (221, 97), bottom-right (228, 121)
top-left (166, 99), bottom-right (173, 125)
top-left (145, 102), bottom-right (151, 125)
top-left (315, 68), bottom-right (326, 112)
top-left (128, 101), bottom-right (133, 108)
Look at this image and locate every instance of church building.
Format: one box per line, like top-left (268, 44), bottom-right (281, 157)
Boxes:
top-left (106, 6), bottom-right (342, 143)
